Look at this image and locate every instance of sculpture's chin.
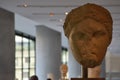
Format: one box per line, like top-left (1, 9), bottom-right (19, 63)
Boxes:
top-left (74, 52), bottom-right (100, 68)
top-left (80, 58), bottom-right (100, 68)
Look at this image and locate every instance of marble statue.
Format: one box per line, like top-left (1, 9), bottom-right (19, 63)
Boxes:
top-left (63, 3), bottom-right (113, 79)
top-left (60, 64), bottom-right (68, 80)
top-left (63, 3), bottom-right (113, 68)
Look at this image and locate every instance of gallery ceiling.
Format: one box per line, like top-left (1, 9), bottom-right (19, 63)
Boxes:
top-left (0, 0), bottom-right (120, 54)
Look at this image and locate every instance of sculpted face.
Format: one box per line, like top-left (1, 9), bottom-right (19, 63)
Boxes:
top-left (63, 3), bottom-right (113, 68)
top-left (60, 64), bottom-right (68, 74)
top-left (69, 18), bottom-right (110, 68)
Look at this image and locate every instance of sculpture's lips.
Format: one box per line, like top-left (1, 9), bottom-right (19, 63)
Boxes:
top-left (81, 51), bottom-right (97, 57)
top-left (85, 52), bottom-right (97, 58)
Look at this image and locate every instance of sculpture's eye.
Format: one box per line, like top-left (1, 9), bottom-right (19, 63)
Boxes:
top-left (93, 31), bottom-right (106, 38)
top-left (72, 32), bottom-right (87, 40)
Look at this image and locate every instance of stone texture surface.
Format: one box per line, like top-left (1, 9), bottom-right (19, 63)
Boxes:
top-left (63, 3), bottom-right (113, 68)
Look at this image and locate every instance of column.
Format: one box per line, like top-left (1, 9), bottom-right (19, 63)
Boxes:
top-left (68, 47), bottom-right (81, 78)
top-left (36, 25), bottom-right (62, 80)
top-left (0, 8), bottom-right (15, 80)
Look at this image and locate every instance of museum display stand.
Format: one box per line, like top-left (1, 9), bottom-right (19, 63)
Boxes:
top-left (71, 67), bottom-right (105, 80)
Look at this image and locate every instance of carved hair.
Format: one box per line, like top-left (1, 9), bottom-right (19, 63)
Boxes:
top-left (63, 3), bottom-right (113, 41)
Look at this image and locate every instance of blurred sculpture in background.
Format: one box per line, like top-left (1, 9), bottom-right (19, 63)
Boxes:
top-left (60, 64), bottom-right (68, 80)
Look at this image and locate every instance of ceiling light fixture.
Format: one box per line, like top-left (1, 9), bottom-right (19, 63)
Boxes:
top-left (65, 12), bottom-right (68, 15)
top-left (23, 3), bottom-right (28, 8)
top-left (49, 12), bottom-right (54, 16)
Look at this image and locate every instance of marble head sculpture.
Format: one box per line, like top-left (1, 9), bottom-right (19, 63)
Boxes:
top-left (63, 3), bottom-right (113, 68)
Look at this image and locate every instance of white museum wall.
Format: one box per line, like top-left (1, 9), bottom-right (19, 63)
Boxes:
top-left (15, 14), bottom-right (39, 36)
top-left (106, 52), bottom-right (120, 72)
top-left (15, 14), bottom-right (69, 48)
top-left (106, 52), bottom-right (120, 80)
